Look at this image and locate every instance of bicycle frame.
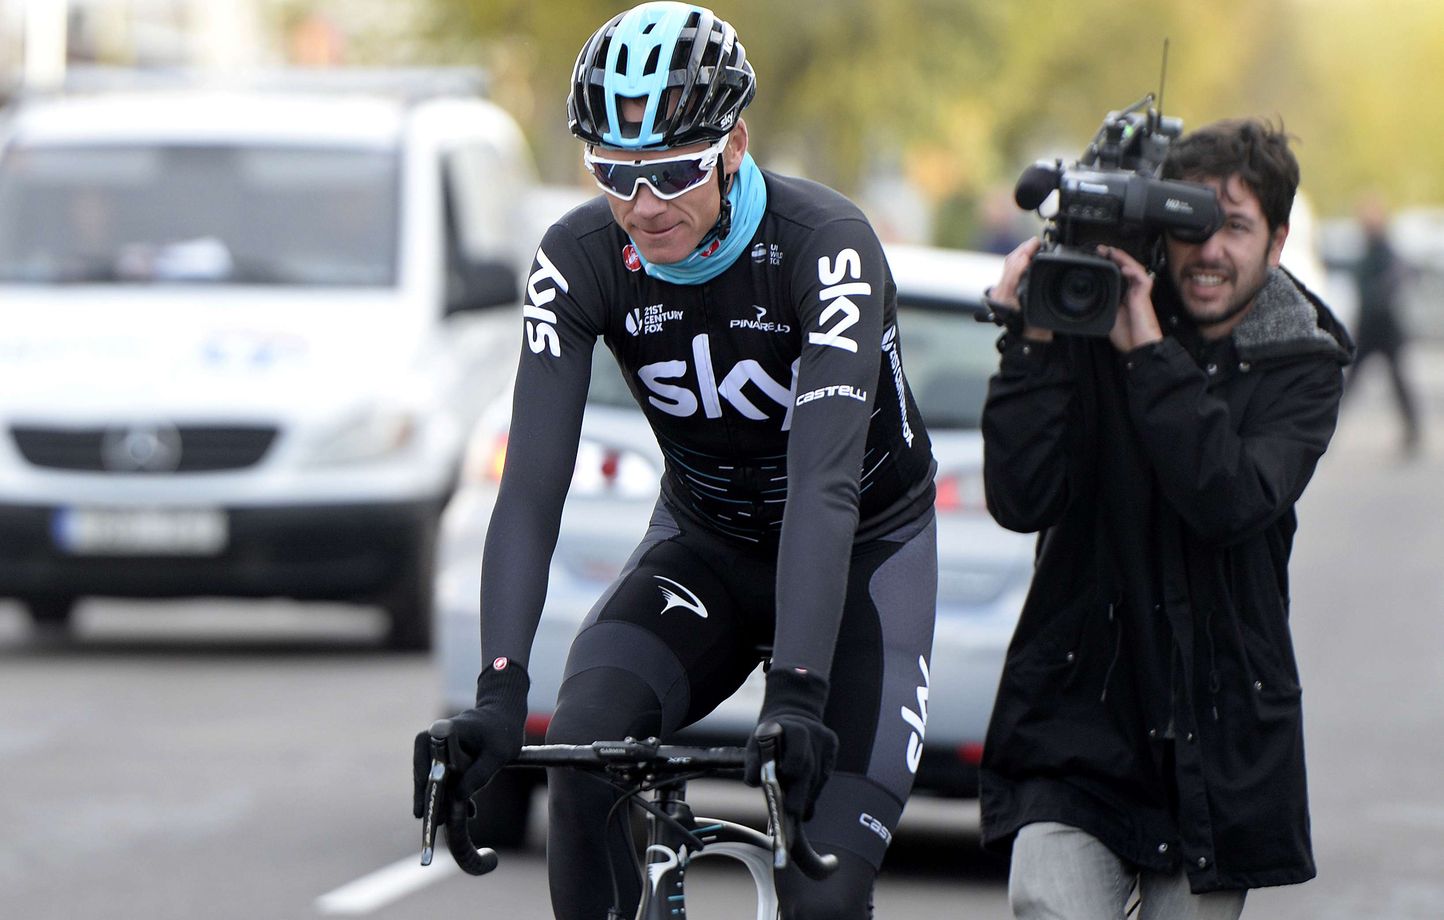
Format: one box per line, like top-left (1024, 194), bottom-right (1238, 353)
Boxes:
top-left (636, 780), bottom-right (778, 920)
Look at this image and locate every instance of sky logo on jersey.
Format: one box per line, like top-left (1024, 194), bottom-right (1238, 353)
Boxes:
top-left (637, 333), bottom-right (799, 429)
top-left (729, 305), bottom-right (791, 334)
top-left (524, 249), bottom-right (568, 357)
top-left (655, 576), bottom-right (708, 618)
top-left (623, 244), bottom-right (642, 272)
top-left (882, 326), bottom-right (915, 447)
top-left (811, 248), bottom-right (867, 353)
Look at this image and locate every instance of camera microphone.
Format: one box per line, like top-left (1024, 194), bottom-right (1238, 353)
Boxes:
top-left (1014, 161), bottom-right (1061, 211)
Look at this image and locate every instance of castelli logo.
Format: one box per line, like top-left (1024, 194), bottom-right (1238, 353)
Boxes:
top-left (493, 656), bottom-right (509, 671)
top-left (700, 238), bottom-right (721, 258)
top-left (623, 244), bottom-right (642, 272)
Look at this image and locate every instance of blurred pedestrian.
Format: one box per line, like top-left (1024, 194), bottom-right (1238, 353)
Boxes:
top-left (979, 119), bottom-right (1353, 919)
top-left (1344, 193), bottom-right (1422, 457)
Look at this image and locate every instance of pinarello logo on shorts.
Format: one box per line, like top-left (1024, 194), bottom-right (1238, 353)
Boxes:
top-left (623, 244), bottom-right (642, 272)
top-left (492, 656), bottom-right (509, 671)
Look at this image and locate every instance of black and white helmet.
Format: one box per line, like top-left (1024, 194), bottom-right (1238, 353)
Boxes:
top-left (567, 2), bottom-right (756, 150)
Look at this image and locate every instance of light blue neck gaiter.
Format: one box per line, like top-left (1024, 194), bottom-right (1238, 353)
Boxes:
top-left (634, 152), bottom-right (767, 286)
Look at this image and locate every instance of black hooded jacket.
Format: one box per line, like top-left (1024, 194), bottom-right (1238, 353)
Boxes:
top-left (978, 268), bottom-right (1353, 892)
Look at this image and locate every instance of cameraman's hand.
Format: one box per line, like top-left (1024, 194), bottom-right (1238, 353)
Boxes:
top-left (990, 237), bottom-right (1053, 343)
top-left (743, 667), bottom-right (838, 822)
top-left (1098, 245), bottom-right (1163, 353)
top-left (411, 660), bottom-right (530, 818)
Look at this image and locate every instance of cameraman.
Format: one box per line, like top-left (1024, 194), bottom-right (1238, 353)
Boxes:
top-left (978, 119), bottom-right (1353, 919)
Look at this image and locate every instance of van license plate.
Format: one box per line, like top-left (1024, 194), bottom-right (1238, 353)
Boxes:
top-left (54, 507), bottom-right (228, 556)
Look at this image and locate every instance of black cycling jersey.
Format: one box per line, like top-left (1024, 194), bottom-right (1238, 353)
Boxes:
top-left (481, 171), bottom-right (935, 675)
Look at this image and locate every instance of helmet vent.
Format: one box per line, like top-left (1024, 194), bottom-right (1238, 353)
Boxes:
top-left (644, 46), bottom-right (661, 76)
top-left (615, 46), bottom-right (628, 74)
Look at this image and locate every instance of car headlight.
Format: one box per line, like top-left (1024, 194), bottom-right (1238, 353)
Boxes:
top-left (307, 407), bottom-right (419, 466)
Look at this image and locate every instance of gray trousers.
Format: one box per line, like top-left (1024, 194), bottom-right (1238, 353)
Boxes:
top-left (1009, 822), bottom-right (1248, 920)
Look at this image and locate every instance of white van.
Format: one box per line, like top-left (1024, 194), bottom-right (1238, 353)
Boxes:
top-left (0, 74), bottom-right (537, 648)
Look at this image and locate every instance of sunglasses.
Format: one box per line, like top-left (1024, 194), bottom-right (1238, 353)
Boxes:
top-left (583, 136), bottom-right (728, 201)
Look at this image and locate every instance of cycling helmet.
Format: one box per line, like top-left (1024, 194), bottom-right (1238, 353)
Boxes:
top-left (567, 2), bottom-right (756, 150)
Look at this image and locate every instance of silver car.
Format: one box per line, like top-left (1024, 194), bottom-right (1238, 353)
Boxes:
top-left (433, 244), bottom-right (1033, 844)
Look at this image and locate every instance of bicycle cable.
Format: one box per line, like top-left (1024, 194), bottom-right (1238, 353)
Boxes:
top-left (598, 769), bottom-right (718, 917)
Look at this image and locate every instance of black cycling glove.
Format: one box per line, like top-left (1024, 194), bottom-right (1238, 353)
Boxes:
top-left (743, 667), bottom-right (838, 822)
top-left (412, 660), bottom-right (530, 818)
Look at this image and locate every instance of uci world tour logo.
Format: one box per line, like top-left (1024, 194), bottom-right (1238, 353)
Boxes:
top-left (655, 576), bottom-right (708, 618)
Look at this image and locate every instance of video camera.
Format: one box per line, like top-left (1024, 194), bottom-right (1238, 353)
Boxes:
top-left (1013, 94), bottom-right (1222, 336)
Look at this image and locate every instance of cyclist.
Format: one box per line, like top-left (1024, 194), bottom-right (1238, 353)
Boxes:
top-left (413, 3), bottom-right (938, 917)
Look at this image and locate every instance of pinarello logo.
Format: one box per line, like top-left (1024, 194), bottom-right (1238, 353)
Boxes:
top-left (623, 244), bottom-right (642, 272)
top-left (700, 238), bottom-right (721, 258)
top-left (492, 656), bottom-right (509, 671)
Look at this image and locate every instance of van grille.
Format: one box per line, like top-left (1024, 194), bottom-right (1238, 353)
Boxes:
top-left (10, 425), bottom-right (278, 473)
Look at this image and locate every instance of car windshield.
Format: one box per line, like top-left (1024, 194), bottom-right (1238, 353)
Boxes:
top-left (895, 302), bottom-right (998, 431)
top-left (0, 143), bottom-right (399, 286)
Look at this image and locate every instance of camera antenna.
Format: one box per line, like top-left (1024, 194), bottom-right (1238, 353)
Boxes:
top-left (1156, 38), bottom-right (1170, 123)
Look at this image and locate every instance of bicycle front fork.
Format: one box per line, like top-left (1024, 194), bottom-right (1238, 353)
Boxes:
top-left (635, 783), bottom-right (695, 920)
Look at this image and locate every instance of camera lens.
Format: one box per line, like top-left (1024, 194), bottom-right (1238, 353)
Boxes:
top-left (1055, 266), bottom-right (1107, 319)
top-left (1022, 248), bottom-right (1121, 337)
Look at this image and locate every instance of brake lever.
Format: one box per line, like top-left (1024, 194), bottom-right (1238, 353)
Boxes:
top-left (421, 718), bottom-right (500, 876)
top-left (753, 721), bottom-right (839, 881)
top-left (420, 719), bottom-right (453, 866)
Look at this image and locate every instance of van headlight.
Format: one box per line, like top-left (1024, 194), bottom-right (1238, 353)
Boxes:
top-left (307, 407), bottom-right (419, 466)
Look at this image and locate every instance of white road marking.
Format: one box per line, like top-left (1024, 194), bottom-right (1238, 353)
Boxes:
top-left (315, 855), bottom-right (457, 915)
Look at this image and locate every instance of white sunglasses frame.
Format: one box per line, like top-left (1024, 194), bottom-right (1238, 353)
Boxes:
top-left (582, 135), bottom-right (730, 202)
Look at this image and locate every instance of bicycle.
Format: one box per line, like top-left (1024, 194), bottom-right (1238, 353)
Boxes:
top-left (419, 719), bottom-right (838, 920)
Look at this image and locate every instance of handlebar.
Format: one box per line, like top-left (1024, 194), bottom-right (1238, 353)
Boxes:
top-left (418, 720), bottom-right (836, 881)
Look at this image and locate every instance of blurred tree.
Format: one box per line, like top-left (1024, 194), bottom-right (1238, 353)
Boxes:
top-left (418, 0), bottom-right (1003, 195)
top-left (410, 0), bottom-right (1444, 233)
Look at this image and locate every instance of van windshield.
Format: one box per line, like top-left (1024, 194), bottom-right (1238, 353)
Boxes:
top-left (0, 144), bottom-right (399, 286)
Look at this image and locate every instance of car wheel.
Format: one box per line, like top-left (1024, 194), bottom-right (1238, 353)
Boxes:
top-left (381, 518), bottom-right (438, 652)
top-left (464, 768), bottom-right (538, 850)
top-left (24, 594), bottom-right (76, 629)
